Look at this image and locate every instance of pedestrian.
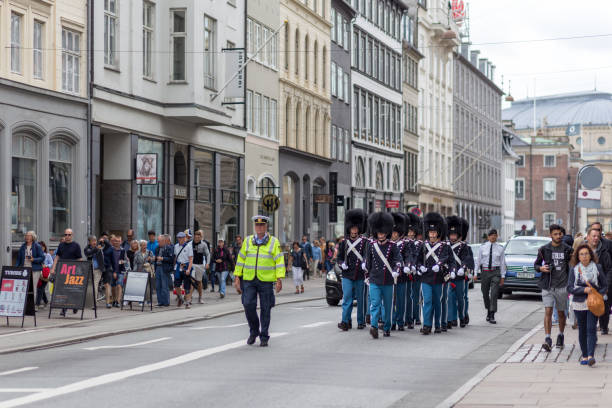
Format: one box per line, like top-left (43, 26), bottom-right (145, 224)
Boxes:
top-left (174, 232), bottom-right (194, 308)
top-left (97, 236), bottom-right (113, 308)
top-left (301, 235), bottom-right (313, 280)
top-left (16, 230), bottom-right (44, 292)
top-left (391, 213), bottom-right (409, 331)
top-left (417, 213), bottom-right (452, 335)
top-left (84, 235), bottom-right (107, 307)
top-left (212, 239), bottom-right (233, 299)
top-left (36, 241), bottom-right (53, 309)
top-left (319, 237), bottom-right (327, 266)
top-left (234, 215), bottom-right (285, 347)
top-left (325, 241), bottom-right (336, 272)
top-left (51, 228), bottom-right (83, 316)
top-left (584, 225), bottom-right (612, 334)
top-left (191, 230), bottom-right (210, 303)
top-left (289, 242), bottom-right (307, 294)
top-left (127, 240), bottom-right (139, 270)
top-left (147, 230), bottom-right (159, 254)
top-left (121, 229), bottom-right (135, 252)
top-left (231, 235), bottom-right (243, 282)
top-left (337, 209), bottom-right (368, 331)
top-left (311, 240), bottom-right (322, 278)
top-left (365, 212), bottom-right (401, 339)
top-left (154, 235), bottom-right (173, 307)
top-left (476, 229), bottom-right (506, 324)
top-left (534, 224), bottom-right (573, 351)
top-left (446, 216), bottom-right (470, 329)
top-left (106, 235), bottom-right (128, 308)
top-left (567, 243), bottom-right (608, 366)
top-left (404, 213), bottom-right (423, 329)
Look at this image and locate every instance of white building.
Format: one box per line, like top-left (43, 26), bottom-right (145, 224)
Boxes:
top-left (502, 128), bottom-right (520, 241)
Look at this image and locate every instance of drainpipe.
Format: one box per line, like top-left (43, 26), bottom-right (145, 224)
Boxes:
top-left (87, 0), bottom-right (94, 234)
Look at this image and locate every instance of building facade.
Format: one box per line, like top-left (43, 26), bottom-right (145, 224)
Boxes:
top-left (453, 47), bottom-right (503, 242)
top-left (0, 0), bottom-right (88, 265)
top-left (501, 127), bottom-right (520, 241)
top-left (417, 0), bottom-right (458, 216)
top-left (244, 0), bottom-right (280, 238)
top-left (350, 0), bottom-right (405, 214)
top-left (279, 0), bottom-right (332, 243)
top-left (91, 0), bottom-right (246, 245)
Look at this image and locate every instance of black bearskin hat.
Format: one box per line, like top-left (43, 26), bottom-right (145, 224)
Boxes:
top-left (391, 212), bottom-right (407, 236)
top-left (446, 216), bottom-right (463, 239)
top-left (460, 218), bottom-right (470, 241)
top-left (368, 212), bottom-right (394, 238)
top-left (405, 212), bottom-right (422, 236)
top-left (423, 212), bottom-right (447, 240)
top-left (344, 209), bottom-right (367, 236)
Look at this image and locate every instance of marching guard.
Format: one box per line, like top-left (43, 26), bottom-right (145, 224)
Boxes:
top-left (337, 209), bottom-right (368, 331)
top-left (417, 212), bottom-right (452, 335)
top-left (446, 216), bottom-right (470, 328)
top-left (404, 212), bottom-right (423, 329)
top-left (460, 218), bottom-right (475, 325)
top-left (365, 212), bottom-right (402, 339)
top-left (391, 213), bottom-right (410, 331)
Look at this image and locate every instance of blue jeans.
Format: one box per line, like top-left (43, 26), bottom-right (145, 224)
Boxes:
top-left (575, 309), bottom-right (598, 358)
top-left (393, 282), bottom-right (407, 326)
top-left (341, 278), bottom-right (365, 325)
top-left (448, 280), bottom-right (466, 322)
top-left (242, 278), bottom-right (275, 340)
top-left (216, 270), bottom-right (229, 295)
top-left (370, 283), bottom-right (393, 332)
top-left (422, 283), bottom-right (443, 328)
top-left (155, 266), bottom-right (170, 306)
top-left (406, 280), bottom-right (421, 323)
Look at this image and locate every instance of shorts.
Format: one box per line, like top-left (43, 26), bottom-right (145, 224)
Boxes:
top-left (192, 264), bottom-right (205, 281)
top-left (542, 287), bottom-right (568, 310)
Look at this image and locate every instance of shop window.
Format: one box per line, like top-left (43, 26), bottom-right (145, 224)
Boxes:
top-left (137, 138), bottom-right (164, 240)
top-left (11, 134), bottom-right (38, 242)
top-left (257, 177), bottom-right (277, 234)
top-left (194, 149), bottom-right (214, 243)
top-left (49, 140), bottom-right (73, 240)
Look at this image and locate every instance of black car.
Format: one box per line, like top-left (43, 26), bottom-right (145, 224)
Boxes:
top-left (325, 265), bottom-right (343, 306)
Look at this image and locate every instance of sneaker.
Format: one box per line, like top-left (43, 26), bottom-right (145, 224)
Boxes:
top-left (198, 298), bottom-right (204, 304)
top-left (260, 339), bottom-right (269, 347)
top-left (185, 303), bottom-right (191, 309)
top-left (220, 293), bottom-right (225, 299)
top-left (398, 326), bottom-right (405, 332)
top-left (588, 357), bottom-right (596, 367)
top-left (580, 358), bottom-right (589, 365)
top-left (106, 303), bottom-right (112, 309)
top-left (556, 334), bottom-right (564, 348)
top-left (383, 330), bottom-right (390, 337)
top-left (542, 337), bottom-right (553, 352)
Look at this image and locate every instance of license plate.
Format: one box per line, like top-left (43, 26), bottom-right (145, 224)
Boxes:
top-left (517, 272), bottom-right (534, 279)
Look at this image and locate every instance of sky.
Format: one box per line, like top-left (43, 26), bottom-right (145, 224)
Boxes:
top-left (464, 0), bottom-right (612, 105)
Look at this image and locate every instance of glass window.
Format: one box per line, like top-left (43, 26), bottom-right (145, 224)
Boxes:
top-left (543, 178), bottom-right (556, 200)
top-left (257, 177), bottom-right (277, 234)
top-left (11, 12), bottom-right (22, 73)
top-left (515, 179), bottom-right (524, 199)
top-left (331, 9), bottom-right (336, 42)
top-left (543, 213), bottom-right (556, 230)
top-left (220, 155), bottom-right (239, 243)
top-left (62, 29), bottom-right (81, 94)
top-left (270, 99), bottom-right (277, 139)
top-left (598, 136), bottom-right (606, 145)
top-left (263, 97), bottom-right (270, 137)
top-left (143, 2), bottom-right (154, 78)
top-left (343, 73), bottom-right (349, 103)
top-left (49, 140), bottom-right (72, 240)
top-left (282, 176), bottom-right (296, 243)
top-left (33, 21), bottom-right (44, 79)
top-left (356, 158), bottom-right (365, 188)
top-left (543, 155), bottom-right (555, 168)
top-left (137, 138), bottom-right (164, 240)
top-left (247, 19), bottom-right (253, 56)
top-left (246, 90), bottom-right (253, 132)
top-left (331, 62), bottom-right (337, 96)
top-left (171, 10), bottom-right (186, 81)
top-left (517, 154), bottom-right (525, 167)
top-left (194, 150), bottom-right (214, 243)
top-left (331, 126), bottom-right (337, 159)
top-left (204, 15), bottom-right (217, 89)
top-left (11, 134), bottom-right (38, 243)
top-left (104, 0), bottom-right (118, 66)
top-left (343, 19), bottom-right (349, 50)
top-left (337, 128), bottom-right (344, 161)
top-left (254, 93), bottom-right (261, 134)
top-left (294, 30), bottom-right (300, 75)
top-left (352, 31), bottom-right (358, 67)
top-left (344, 129), bottom-right (350, 162)
top-left (263, 27), bottom-right (269, 65)
top-left (353, 89), bottom-right (359, 138)
top-left (337, 65), bottom-right (343, 100)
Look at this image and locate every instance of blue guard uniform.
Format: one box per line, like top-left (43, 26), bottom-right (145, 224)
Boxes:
top-left (404, 212), bottom-right (423, 328)
top-left (446, 216), bottom-right (472, 329)
top-left (459, 218), bottom-right (475, 325)
top-left (391, 213), bottom-right (410, 330)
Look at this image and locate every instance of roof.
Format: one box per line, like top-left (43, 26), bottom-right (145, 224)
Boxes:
top-left (502, 91), bottom-right (612, 130)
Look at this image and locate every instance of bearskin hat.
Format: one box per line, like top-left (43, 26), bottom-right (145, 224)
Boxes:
top-left (423, 212), bottom-right (447, 240)
top-left (446, 216), bottom-right (463, 239)
top-left (368, 212), bottom-right (394, 238)
top-left (460, 218), bottom-right (470, 241)
top-left (344, 209), bottom-right (367, 236)
top-left (405, 212), bottom-right (422, 236)
top-left (391, 212), bottom-right (407, 236)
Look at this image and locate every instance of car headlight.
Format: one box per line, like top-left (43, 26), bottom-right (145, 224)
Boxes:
top-left (326, 271), bottom-right (337, 282)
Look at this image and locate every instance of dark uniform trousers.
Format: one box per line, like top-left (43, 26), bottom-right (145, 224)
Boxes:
top-left (480, 267), bottom-right (501, 313)
top-left (242, 277), bottom-right (275, 340)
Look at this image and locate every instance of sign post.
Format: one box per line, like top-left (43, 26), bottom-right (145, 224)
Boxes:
top-left (49, 261), bottom-right (96, 320)
top-left (122, 272), bottom-right (153, 312)
top-left (0, 266), bottom-right (35, 327)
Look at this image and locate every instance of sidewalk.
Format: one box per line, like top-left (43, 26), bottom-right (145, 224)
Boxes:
top-left (0, 276), bottom-right (325, 355)
top-left (455, 318), bottom-right (612, 407)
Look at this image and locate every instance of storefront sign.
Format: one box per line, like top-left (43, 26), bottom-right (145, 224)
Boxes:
top-left (224, 48), bottom-right (245, 99)
top-left (49, 261), bottom-right (96, 320)
top-left (136, 153), bottom-right (157, 185)
top-left (335, 196), bottom-right (344, 206)
top-left (262, 194), bottom-right (280, 212)
top-left (385, 200), bottom-right (400, 209)
top-left (122, 272), bottom-right (153, 311)
top-left (174, 186), bottom-right (188, 199)
top-left (314, 194), bottom-right (333, 204)
top-left (0, 266), bottom-right (35, 326)
top-left (375, 200), bottom-right (382, 209)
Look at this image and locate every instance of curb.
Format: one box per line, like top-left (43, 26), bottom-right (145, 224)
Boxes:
top-left (0, 295), bottom-right (325, 355)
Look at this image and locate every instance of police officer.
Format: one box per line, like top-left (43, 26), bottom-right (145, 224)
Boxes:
top-left (404, 212), bottom-right (422, 329)
top-left (337, 209), bottom-right (368, 331)
top-left (446, 216), bottom-right (470, 329)
top-left (476, 229), bottom-right (506, 324)
top-left (234, 215), bottom-right (285, 347)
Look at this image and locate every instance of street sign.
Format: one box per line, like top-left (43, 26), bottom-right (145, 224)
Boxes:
top-left (578, 189), bottom-right (601, 200)
top-left (262, 194), bottom-right (280, 212)
top-left (577, 199), bottom-right (601, 209)
top-left (580, 166), bottom-right (603, 189)
top-left (49, 261), bottom-right (97, 320)
top-left (313, 194), bottom-right (333, 204)
top-left (410, 207), bottom-right (422, 217)
top-left (385, 200), bottom-right (400, 209)
top-left (0, 266), bottom-right (35, 327)
top-left (335, 195), bottom-right (344, 206)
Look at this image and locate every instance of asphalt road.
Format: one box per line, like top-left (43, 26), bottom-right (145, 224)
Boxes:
top-left (0, 287), bottom-right (543, 408)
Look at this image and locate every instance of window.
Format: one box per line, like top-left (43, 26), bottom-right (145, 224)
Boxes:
top-left (246, 90), bottom-right (253, 132)
top-left (543, 213), bottom-right (556, 230)
top-left (255, 23), bottom-right (262, 62)
top-left (104, 0), bottom-right (118, 66)
top-left (543, 178), bottom-right (556, 200)
top-left (331, 9), bottom-right (336, 42)
top-left (12, 134), bottom-right (38, 243)
top-left (331, 126), bottom-right (337, 159)
top-left (331, 62), bottom-right (337, 96)
top-left (322, 47), bottom-right (327, 88)
top-left (203, 15), bottom-right (216, 89)
top-left (294, 30), bottom-right (300, 75)
top-left (343, 73), bottom-right (349, 103)
top-left (336, 12), bottom-right (342, 47)
top-left (314, 41), bottom-right (318, 84)
top-left (11, 12), bottom-right (22, 73)
top-left (376, 162), bottom-right (383, 190)
top-left (356, 157), bottom-right (365, 188)
top-left (143, 2), bottom-right (154, 78)
top-left (62, 29), bottom-right (81, 94)
top-left (270, 99), bottom-right (277, 139)
top-left (337, 66), bottom-right (343, 100)
top-left (543, 155), bottom-right (555, 168)
top-left (517, 154), bottom-right (525, 167)
top-left (247, 19), bottom-right (253, 56)
top-left (254, 93), bottom-right (261, 134)
top-left (263, 27), bottom-right (269, 65)
top-left (171, 10), bottom-right (186, 81)
top-left (343, 19), bottom-right (349, 50)
top-left (262, 97), bottom-right (270, 137)
top-left (344, 129), bottom-right (349, 162)
top-left (49, 140), bottom-right (73, 239)
top-left (373, 43), bottom-right (378, 79)
top-left (337, 128), bottom-right (344, 161)
top-left (352, 31), bottom-right (358, 67)
top-left (33, 21), bottom-right (44, 79)
top-left (366, 38), bottom-right (371, 75)
top-left (598, 136), bottom-right (606, 145)
top-left (353, 90), bottom-right (359, 138)
top-left (193, 149), bottom-right (214, 243)
top-left (304, 35), bottom-right (309, 80)
top-left (284, 23), bottom-right (290, 70)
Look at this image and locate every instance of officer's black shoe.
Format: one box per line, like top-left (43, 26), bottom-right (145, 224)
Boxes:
top-left (441, 324), bottom-right (447, 332)
top-left (446, 322), bottom-right (452, 330)
top-left (370, 327), bottom-right (379, 339)
top-left (421, 326), bottom-right (431, 335)
top-left (542, 337), bottom-right (552, 352)
top-left (348, 321), bottom-right (353, 329)
top-left (357, 323), bottom-right (366, 330)
top-left (366, 315), bottom-right (371, 324)
top-left (459, 319), bottom-right (467, 328)
top-left (338, 322), bottom-right (349, 331)
top-left (556, 334), bottom-right (564, 348)
top-left (391, 324), bottom-right (397, 331)
top-left (383, 330), bottom-right (390, 337)
top-left (489, 313), bottom-right (497, 324)
top-left (247, 335), bottom-right (257, 345)
top-left (415, 319), bottom-right (422, 325)
top-left (260, 339), bottom-right (269, 347)
top-left (407, 322), bottom-right (414, 329)
top-left (486, 311), bottom-right (491, 322)
top-left (434, 327), bottom-right (442, 334)
top-left (378, 321), bottom-right (384, 330)
top-left (465, 313), bottom-right (470, 325)
top-left (451, 320), bottom-right (458, 327)
top-left (398, 325), bottom-right (405, 331)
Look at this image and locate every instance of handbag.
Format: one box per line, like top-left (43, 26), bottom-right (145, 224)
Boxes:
top-left (585, 280), bottom-right (605, 317)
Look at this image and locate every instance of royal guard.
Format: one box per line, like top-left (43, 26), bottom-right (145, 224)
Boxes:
top-left (446, 216), bottom-right (471, 329)
top-left (404, 212), bottom-right (423, 329)
top-left (391, 213), bottom-right (409, 331)
top-left (417, 212), bottom-right (452, 335)
top-left (337, 209), bottom-right (368, 331)
top-left (461, 218), bottom-right (475, 325)
top-left (365, 212), bottom-right (402, 339)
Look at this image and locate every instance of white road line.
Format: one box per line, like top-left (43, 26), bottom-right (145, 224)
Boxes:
top-left (0, 330), bottom-right (42, 338)
top-left (189, 323), bottom-right (247, 330)
top-left (300, 321), bottom-right (333, 328)
top-left (83, 337), bottom-right (171, 351)
top-left (0, 368), bottom-right (38, 377)
top-left (0, 389), bottom-right (50, 393)
top-left (0, 333), bottom-right (288, 408)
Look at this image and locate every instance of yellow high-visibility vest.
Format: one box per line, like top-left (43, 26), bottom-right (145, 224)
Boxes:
top-left (234, 235), bottom-right (285, 282)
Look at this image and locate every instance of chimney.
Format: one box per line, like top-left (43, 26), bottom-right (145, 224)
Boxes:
top-left (490, 64), bottom-right (496, 82)
top-left (461, 42), bottom-right (470, 59)
top-left (478, 58), bottom-right (488, 74)
top-left (470, 50), bottom-right (480, 66)
top-left (486, 61), bottom-right (492, 79)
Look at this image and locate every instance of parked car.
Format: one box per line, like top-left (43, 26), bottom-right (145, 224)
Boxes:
top-left (325, 265), bottom-right (343, 306)
top-left (501, 236), bottom-right (551, 296)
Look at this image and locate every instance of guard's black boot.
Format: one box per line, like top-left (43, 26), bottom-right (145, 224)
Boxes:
top-left (370, 327), bottom-right (379, 339)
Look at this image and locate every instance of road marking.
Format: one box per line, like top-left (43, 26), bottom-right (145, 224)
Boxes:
top-left (189, 323), bottom-right (247, 330)
top-left (83, 337), bottom-right (171, 351)
top-left (300, 321), bottom-right (333, 328)
top-left (0, 330), bottom-right (42, 338)
top-left (0, 389), bottom-right (49, 393)
top-left (0, 368), bottom-right (38, 377)
top-left (0, 333), bottom-right (288, 408)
